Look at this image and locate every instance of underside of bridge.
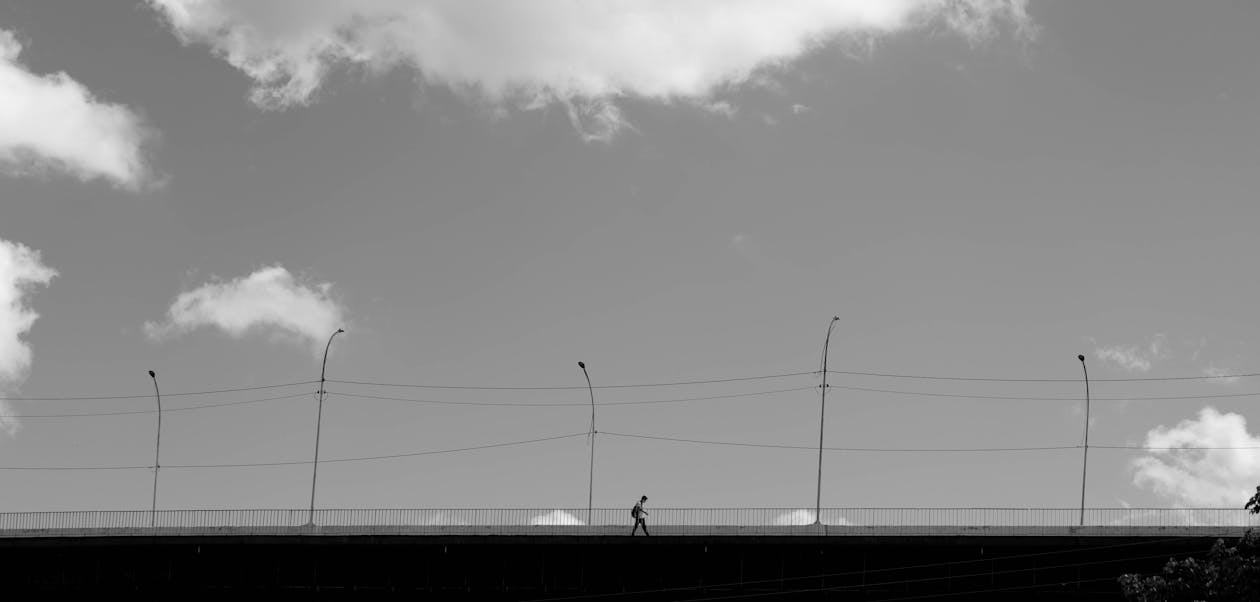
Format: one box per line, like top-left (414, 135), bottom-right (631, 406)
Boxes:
top-left (0, 535), bottom-right (1218, 599)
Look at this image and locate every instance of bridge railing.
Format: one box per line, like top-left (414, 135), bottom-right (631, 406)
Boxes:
top-left (2, 508), bottom-right (1257, 537)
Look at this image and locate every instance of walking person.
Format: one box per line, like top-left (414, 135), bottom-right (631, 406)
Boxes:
top-left (631, 495), bottom-right (650, 536)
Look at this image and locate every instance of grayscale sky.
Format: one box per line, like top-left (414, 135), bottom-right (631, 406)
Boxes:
top-left (1, 0), bottom-right (1259, 517)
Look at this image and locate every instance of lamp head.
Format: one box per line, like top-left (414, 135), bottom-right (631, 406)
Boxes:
top-left (336, 328), bottom-right (344, 334)
top-left (148, 370), bottom-right (156, 378)
top-left (578, 361), bottom-right (586, 369)
top-left (1078, 354), bottom-right (1085, 362)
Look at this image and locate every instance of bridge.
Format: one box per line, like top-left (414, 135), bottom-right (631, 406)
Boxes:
top-left (3, 508), bottom-right (1255, 598)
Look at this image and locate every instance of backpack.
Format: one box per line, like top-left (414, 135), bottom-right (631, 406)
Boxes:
top-left (631, 504), bottom-right (641, 518)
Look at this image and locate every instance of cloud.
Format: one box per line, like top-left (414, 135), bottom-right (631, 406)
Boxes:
top-left (1202, 364), bottom-right (1241, 385)
top-left (419, 512), bottom-right (471, 526)
top-left (144, 265), bottom-right (345, 351)
top-left (0, 29), bottom-right (149, 188)
top-left (1104, 508), bottom-right (1224, 528)
top-left (1131, 407), bottom-right (1260, 507)
top-left (0, 237), bottom-right (57, 435)
top-left (529, 510), bottom-right (584, 526)
top-left (773, 509), bottom-right (817, 526)
top-left (1093, 334), bottom-right (1170, 373)
top-left (699, 100), bottom-right (737, 119)
top-left (1094, 346), bottom-right (1151, 372)
top-left (772, 509), bottom-right (851, 526)
top-left (147, 0), bottom-right (1032, 139)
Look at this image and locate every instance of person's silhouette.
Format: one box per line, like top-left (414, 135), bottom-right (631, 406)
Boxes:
top-left (631, 495), bottom-right (649, 536)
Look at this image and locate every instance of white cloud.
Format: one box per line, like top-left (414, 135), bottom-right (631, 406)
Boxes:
top-left (1094, 346), bottom-right (1151, 372)
top-left (1093, 335), bottom-right (1170, 373)
top-left (1131, 407), bottom-right (1260, 507)
top-left (0, 237), bottom-right (57, 435)
top-left (773, 509), bottom-right (816, 525)
top-left (772, 509), bottom-right (851, 526)
top-left (147, 0), bottom-right (1031, 139)
top-left (419, 512), bottom-right (471, 526)
top-left (1149, 333), bottom-right (1169, 359)
top-left (1104, 508), bottom-right (1223, 528)
top-left (0, 29), bottom-right (149, 188)
top-left (699, 100), bottom-right (737, 119)
top-left (1201, 363), bottom-right (1240, 385)
top-left (529, 510), bottom-right (584, 526)
top-left (144, 265), bottom-right (345, 352)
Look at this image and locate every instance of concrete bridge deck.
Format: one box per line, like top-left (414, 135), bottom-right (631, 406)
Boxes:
top-left (3, 510), bottom-right (1254, 598)
top-left (3, 507), bottom-right (1256, 538)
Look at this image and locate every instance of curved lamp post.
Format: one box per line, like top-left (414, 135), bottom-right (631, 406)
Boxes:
top-left (1078, 354), bottom-right (1091, 527)
top-left (815, 316), bottom-right (840, 525)
top-left (148, 370), bottom-right (162, 527)
top-left (578, 361), bottom-right (596, 526)
top-left (308, 328), bottom-right (344, 526)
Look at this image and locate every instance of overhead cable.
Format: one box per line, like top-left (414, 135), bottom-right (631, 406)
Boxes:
top-left (829, 384), bottom-right (1260, 402)
top-left (828, 369), bottom-right (1260, 383)
top-left (0, 432), bottom-right (588, 471)
top-left (0, 392), bottom-right (312, 419)
top-left (325, 386), bottom-right (817, 407)
top-left (0, 380), bottom-right (318, 402)
top-left (327, 371), bottom-right (817, 391)
top-left (601, 431), bottom-right (1080, 452)
top-left (601, 431), bottom-right (1260, 453)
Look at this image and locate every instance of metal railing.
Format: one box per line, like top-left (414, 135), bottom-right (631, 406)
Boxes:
top-left (1, 508), bottom-right (1256, 538)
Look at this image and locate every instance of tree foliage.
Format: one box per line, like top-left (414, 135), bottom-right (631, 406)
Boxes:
top-left (1118, 531), bottom-right (1259, 601)
top-left (1119, 487), bottom-right (1260, 601)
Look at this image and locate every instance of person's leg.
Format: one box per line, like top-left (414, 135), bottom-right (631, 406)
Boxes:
top-left (631, 518), bottom-right (639, 535)
top-left (643, 519), bottom-right (649, 536)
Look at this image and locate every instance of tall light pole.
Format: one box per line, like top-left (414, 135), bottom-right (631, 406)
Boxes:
top-left (308, 328), bottom-right (344, 526)
top-left (148, 370), bottom-right (162, 527)
top-left (578, 361), bottom-right (596, 526)
top-left (1077, 354), bottom-right (1091, 527)
top-left (815, 316), bottom-right (840, 525)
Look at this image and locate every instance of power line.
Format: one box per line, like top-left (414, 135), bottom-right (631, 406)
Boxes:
top-left (0, 464), bottom-right (151, 472)
top-left (828, 369), bottom-right (1260, 383)
top-left (8, 381), bottom-right (1259, 416)
top-left (845, 577), bottom-right (1122, 602)
top-left (327, 371), bottom-right (817, 391)
top-left (664, 548), bottom-right (1210, 601)
top-left (830, 384), bottom-right (1260, 402)
top-left (603, 431), bottom-right (1260, 453)
top-left (318, 432), bottom-right (587, 465)
top-left (326, 386), bottom-right (817, 407)
top-left (5, 366), bottom-right (1259, 402)
top-left (0, 432), bottom-right (588, 471)
top-left (1094, 444), bottom-right (1260, 451)
top-left (3, 430), bottom-right (1247, 472)
top-left (0, 380), bottom-right (318, 402)
top-left (601, 431), bottom-right (1080, 452)
top-left (0, 392), bottom-right (312, 419)
top-left (1, 385), bottom-right (816, 419)
top-left (528, 537), bottom-right (1210, 601)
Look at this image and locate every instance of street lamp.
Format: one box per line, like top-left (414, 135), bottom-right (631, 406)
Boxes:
top-left (148, 370), bottom-right (162, 527)
top-left (815, 316), bottom-right (840, 525)
top-left (308, 328), bottom-right (344, 526)
top-left (1077, 354), bottom-right (1091, 527)
top-left (578, 361), bottom-right (596, 526)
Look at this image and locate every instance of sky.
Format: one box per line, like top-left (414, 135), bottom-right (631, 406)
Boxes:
top-left (1, 0), bottom-right (1259, 518)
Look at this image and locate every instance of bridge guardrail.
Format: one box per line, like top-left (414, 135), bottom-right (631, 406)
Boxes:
top-left (2, 508), bottom-right (1257, 537)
